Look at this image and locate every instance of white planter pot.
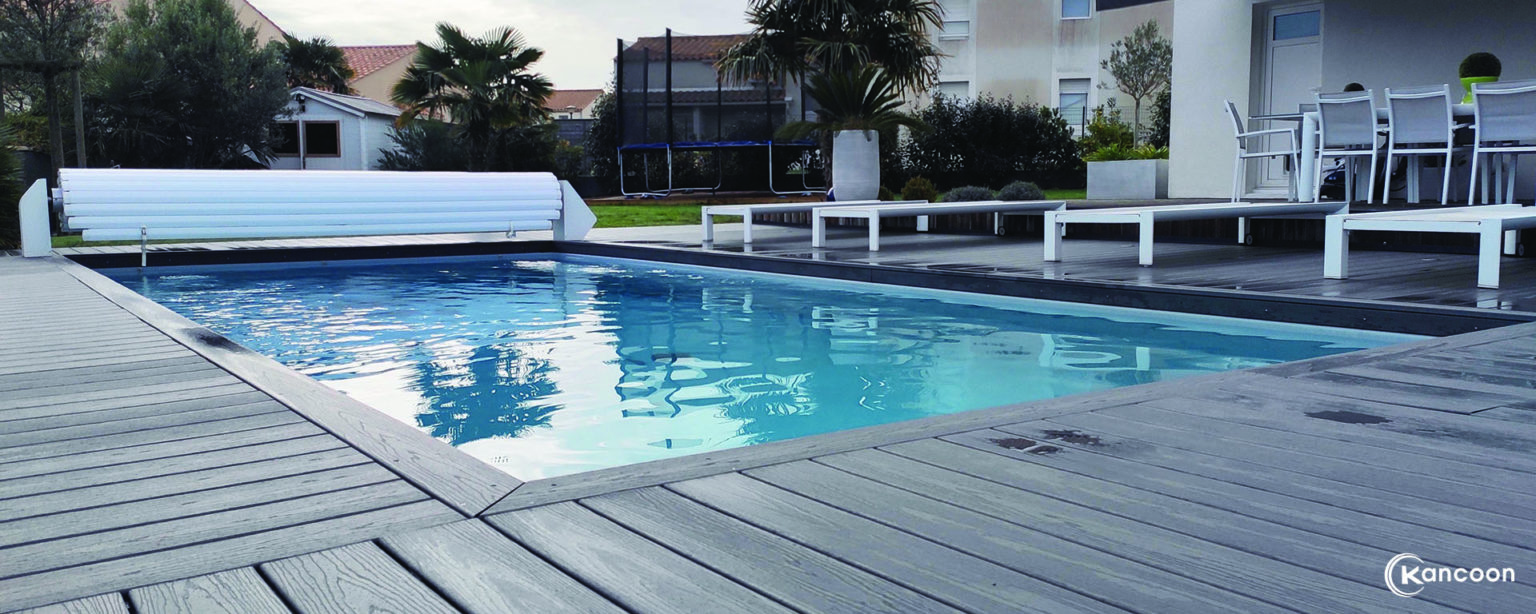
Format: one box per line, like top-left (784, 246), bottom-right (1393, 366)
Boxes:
top-left (833, 130), bottom-right (880, 201)
top-left (1087, 159), bottom-right (1169, 200)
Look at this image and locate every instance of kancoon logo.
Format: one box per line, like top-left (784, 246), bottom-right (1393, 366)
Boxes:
top-left (1385, 553), bottom-right (1516, 598)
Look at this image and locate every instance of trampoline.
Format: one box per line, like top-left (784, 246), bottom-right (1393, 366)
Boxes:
top-left (616, 30), bottom-right (827, 197)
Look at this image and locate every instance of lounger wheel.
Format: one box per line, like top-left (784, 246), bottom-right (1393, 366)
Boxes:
top-left (1243, 233), bottom-right (1254, 245)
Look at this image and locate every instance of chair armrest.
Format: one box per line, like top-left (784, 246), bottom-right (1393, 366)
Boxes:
top-left (1237, 128), bottom-right (1296, 138)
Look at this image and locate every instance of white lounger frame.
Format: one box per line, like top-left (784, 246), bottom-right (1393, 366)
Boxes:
top-left (701, 200), bottom-right (925, 245)
top-left (812, 200), bottom-right (1068, 252)
top-left (20, 169), bottom-right (597, 265)
top-left (1324, 204), bottom-right (1536, 289)
top-left (1045, 201), bottom-right (1349, 266)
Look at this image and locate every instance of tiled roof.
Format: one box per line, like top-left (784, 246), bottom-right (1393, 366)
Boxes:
top-left (341, 45), bottom-right (418, 81)
top-left (546, 89), bottom-right (604, 112)
top-left (627, 34), bottom-right (749, 62)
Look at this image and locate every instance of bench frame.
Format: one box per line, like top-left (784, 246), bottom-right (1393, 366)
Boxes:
top-left (701, 200), bottom-right (925, 245)
top-left (1324, 204), bottom-right (1535, 289)
top-left (1044, 201), bottom-right (1348, 266)
top-left (812, 200), bottom-right (1068, 252)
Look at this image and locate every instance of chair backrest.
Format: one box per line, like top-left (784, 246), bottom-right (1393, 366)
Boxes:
top-left (1473, 79), bottom-right (1536, 143)
top-left (1224, 100), bottom-right (1246, 138)
top-left (57, 169), bottom-right (595, 242)
top-left (1316, 90), bottom-right (1378, 149)
top-left (1385, 84), bottom-right (1455, 147)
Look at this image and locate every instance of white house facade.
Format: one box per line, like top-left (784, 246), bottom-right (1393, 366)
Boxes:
top-left (270, 88), bottom-right (402, 171)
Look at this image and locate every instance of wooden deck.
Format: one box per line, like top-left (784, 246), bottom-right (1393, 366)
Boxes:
top-left (4, 230), bottom-right (1536, 612)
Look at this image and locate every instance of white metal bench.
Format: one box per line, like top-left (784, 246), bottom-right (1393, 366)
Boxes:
top-left (701, 199), bottom-right (925, 245)
top-left (19, 169), bottom-right (596, 264)
top-left (1324, 204), bottom-right (1536, 288)
top-left (812, 200), bottom-right (1067, 252)
top-left (1044, 201), bottom-right (1348, 266)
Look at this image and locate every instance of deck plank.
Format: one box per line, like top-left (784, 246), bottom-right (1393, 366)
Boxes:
top-left (262, 542), bottom-right (457, 614)
top-left (129, 568), bottom-right (288, 614)
top-left (12, 594), bottom-right (129, 614)
top-left (382, 520), bottom-right (622, 614)
top-left (0, 400), bottom-right (287, 446)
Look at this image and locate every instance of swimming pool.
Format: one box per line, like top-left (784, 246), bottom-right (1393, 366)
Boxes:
top-left (107, 254), bottom-right (1417, 479)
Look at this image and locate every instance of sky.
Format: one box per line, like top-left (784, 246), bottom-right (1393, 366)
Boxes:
top-left (252, 0), bottom-right (754, 90)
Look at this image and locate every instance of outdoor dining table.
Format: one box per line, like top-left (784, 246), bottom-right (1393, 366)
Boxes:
top-left (1257, 104), bottom-right (1476, 201)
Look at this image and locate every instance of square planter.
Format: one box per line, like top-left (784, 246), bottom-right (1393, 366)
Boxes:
top-left (1087, 159), bottom-right (1168, 200)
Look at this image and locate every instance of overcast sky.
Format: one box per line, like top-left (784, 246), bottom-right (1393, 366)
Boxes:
top-left (253, 0), bottom-right (753, 90)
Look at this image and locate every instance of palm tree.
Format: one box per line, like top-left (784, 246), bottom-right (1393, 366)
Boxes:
top-left (279, 34), bottom-right (355, 94)
top-left (777, 67), bottom-right (926, 141)
top-left (391, 23), bottom-right (553, 171)
top-left (717, 0), bottom-right (944, 94)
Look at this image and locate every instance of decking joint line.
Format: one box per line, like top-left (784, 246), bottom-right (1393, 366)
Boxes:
top-left (0, 414), bottom-right (309, 468)
top-left (0, 406), bottom-right (294, 452)
top-left (0, 435), bottom-right (345, 491)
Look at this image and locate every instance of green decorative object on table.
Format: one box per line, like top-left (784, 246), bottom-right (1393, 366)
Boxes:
top-left (1459, 52), bottom-right (1502, 103)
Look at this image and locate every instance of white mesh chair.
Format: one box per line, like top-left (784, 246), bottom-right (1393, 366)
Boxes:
top-left (1314, 90), bottom-right (1382, 203)
top-left (1468, 79), bottom-right (1536, 205)
top-left (1385, 84), bottom-right (1469, 205)
top-left (1225, 100), bottom-right (1299, 202)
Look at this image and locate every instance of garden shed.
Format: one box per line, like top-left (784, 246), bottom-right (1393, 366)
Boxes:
top-left (269, 87), bottom-right (401, 171)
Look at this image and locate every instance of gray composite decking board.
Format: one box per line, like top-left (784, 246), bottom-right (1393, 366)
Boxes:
top-left (579, 487), bottom-right (961, 614)
top-left (1104, 403), bottom-right (1536, 483)
top-left (976, 422), bottom-right (1536, 552)
top-left (1134, 394), bottom-right (1536, 475)
top-left (0, 383), bottom-right (256, 423)
top-left (1041, 410), bottom-right (1536, 521)
top-left (0, 411), bottom-right (307, 465)
top-left (0, 391), bottom-right (271, 435)
top-left (0, 365), bottom-right (234, 401)
top-left (0, 430), bottom-right (340, 498)
top-left (11, 593), bottom-right (129, 614)
top-left (665, 473), bottom-right (1125, 614)
top-left (0, 463), bottom-right (401, 548)
top-left (0, 337), bottom-right (185, 363)
top-left (0, 356), bottom-right (217, 392)
top-left (740, 460), bottom-right (1306, 614)
top-left (1328, 359), bottom-right (1536, 397)
top-left (0, 400), bottom-right (286, 445)
top-left (261, 542), bottom-right (458, 614)
top-left (0, 480), bottom-right (430, 579)
top-left (128, 568), bottom-right (289, 614)
top-left (0, 447), bottom-right (371, 522)
top-left (1478, 405), bottom-right (1536, 425)
top-left (0, 499), bottom-right (460, 612)
top-left (843, 442), bottom-right (1536, 613)
top-left (0, 376), bottom-right (244, 411)
top-left (486, 501), bottom-right (794, 614)
top-left (57, 260), bottom-right (519, 516)
top-left (0, 329), bottom-right (180, 353)
top-left (381, 520), bottom-right (623, 614)
top-left (1268, 369), bottom-right (1517, 414)
top-left (0, 349), bottom-right (202, 377)
top-left (755, 458), bottom-right (1464, 614)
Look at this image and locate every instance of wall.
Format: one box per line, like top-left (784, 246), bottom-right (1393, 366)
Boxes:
top-left (350, 59), bottom-right (412, 108)
top-left (101, 0), bottom-right (284, 45)
top-left (268, 101), bottom-right (366, 171)
top-left (1167, 0), bottom-right (1254, 198)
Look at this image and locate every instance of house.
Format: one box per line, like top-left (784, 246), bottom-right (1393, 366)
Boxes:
top-left (1166, 0), bottom-right (1536, 199)
top-left (98, 0), bottom-right (286, 45)
top-left (927, 0), bottom-right (1173, 131)
top-left (620, 33), bottom-right (809, 144)
top-left (547, 89), bottom-right (604, 120)
top-left (341, 45), bottom-right (419, 107)
top-left (269, 87), bottom-right (401, 171)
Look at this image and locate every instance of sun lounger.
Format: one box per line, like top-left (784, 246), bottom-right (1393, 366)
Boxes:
top-left (1324, 204), bottom-right (1536, 288)
top-left (701, 200), bottom-right (924, 244)
top-left (1044, 201), bottom-right (1348, 266)
top-left (812, 200), bottom-right (1068, 251)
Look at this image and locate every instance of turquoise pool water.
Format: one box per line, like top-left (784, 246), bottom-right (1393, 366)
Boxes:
top-left (107, 255), bottom-right (1416, 479)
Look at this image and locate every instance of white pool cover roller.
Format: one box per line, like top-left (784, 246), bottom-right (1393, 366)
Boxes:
top-left (43, 168), bottom-right (595, 246)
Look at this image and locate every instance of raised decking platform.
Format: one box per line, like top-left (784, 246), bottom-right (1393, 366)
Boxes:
top-left (4, 229), bottom-right (1536, 612)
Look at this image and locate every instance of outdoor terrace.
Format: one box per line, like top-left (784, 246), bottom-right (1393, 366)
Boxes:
top-left (1, 224), bottom-right (1533, 612)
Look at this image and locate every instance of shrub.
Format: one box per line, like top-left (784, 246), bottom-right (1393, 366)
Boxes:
top-left (1079, 101), bottom-right (1135, 158)
top-left (942, 185), bottom-right (995, 202)
top-left (1084, 143), bottom-right (1169, 162)
top-left (900, 94), bottom-right (1081, 189)
top-left (379, 119), bottom-right (566, 173)
top-left (0, 127), bottom-right (20, 249)
top-left (1147, 89), bottom-right (1171, 148)
top-left (997, 180), bottom-right (1044, 201)
top-left (1459, 52), bottom-right (1502, 78)
top-left (877, 185), bottom-right (897, 201)
top-left (901, 176), bottom-right (938, 202)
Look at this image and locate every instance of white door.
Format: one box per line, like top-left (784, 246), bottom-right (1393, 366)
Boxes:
top-left (1255, 3), bottom-right (1322, 196)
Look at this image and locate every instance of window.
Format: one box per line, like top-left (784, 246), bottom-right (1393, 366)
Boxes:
top-left (937, 0), bottom-right (970, 39)
top-left (1059, 79), bottom-right (1090, 128)
top-left (936, 81), bottom-right (970, 100)
top-left (1273, 10), bottom-right (1320, 40)
top-left (273, 122), bottom-right (300, 156)
top-left (940, 20), bottom-right (970, 39)
top-left (303, 122), bottom-right (341, 157)
top-left (1062, 0), bottom-right (1091, 19)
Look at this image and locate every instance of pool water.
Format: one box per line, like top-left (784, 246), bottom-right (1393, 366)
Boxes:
top-left (107, 255), bottom-right (1417, 479)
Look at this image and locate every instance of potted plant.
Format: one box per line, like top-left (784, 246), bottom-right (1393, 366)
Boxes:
top-left (1459, 52), bottom-right (1502, 103)
top-left (778, 67), bottom-right (925, 201)
top-left (1085, 144), bottom-right (1170, 200)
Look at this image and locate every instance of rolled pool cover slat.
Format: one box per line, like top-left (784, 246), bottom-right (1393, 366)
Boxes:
top-left (81, 220), bottom-right (557, 242)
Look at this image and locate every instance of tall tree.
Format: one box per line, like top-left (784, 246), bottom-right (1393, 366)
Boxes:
top-left (0, 0), bottom-right (104, 177)
top-left (87, 0), bottom-right (290, 168)
top-left (280, 34), bottom-right (355, 94)
top-left (1100, 20), bottom-right (1172, 145)
top-left (392, 23), bottom-right (553, 171)
top-left (716, 0), bottom-right (944, 94)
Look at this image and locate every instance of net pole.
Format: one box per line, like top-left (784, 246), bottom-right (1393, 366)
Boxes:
top-left (665, 29), bottom-right (674, 146)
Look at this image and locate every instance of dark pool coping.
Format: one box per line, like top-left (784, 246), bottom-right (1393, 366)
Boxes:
top-left (54, 242), bottom-right (1536, 514)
